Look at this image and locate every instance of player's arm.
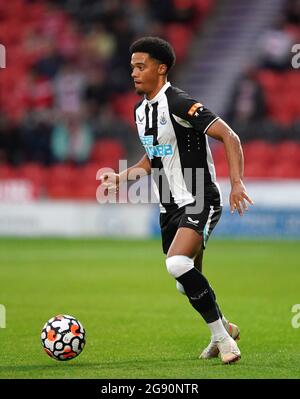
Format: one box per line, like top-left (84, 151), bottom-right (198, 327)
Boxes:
top-left (119, 153), bottom-right (151, 182)
top-left (170, 93), bottom-right (253, 214)
top-left (100, 153), bottom-right (151, 192)
top-left (206, 119), bottom-right (254, 216)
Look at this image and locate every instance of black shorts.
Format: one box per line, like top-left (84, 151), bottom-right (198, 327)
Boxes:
top-left (160, 202), bottom-right (222, 254)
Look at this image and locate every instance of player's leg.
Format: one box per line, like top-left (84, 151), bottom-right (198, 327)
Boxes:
top-left (166, 227), bottom-right (240, 364)
top-left (178, 241), bottom-right (225, 322)
top-left (194, 244), bottom-right (224, 317)
top-left (192, 236), bottom-right (241, 359)
top-left (193, 249), bottom-right (203, 272)
top-left (167, 227), bottom-right (220, 324)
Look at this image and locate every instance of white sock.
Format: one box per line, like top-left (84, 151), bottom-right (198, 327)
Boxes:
top-left (207, 318), bottom-right (229, 342)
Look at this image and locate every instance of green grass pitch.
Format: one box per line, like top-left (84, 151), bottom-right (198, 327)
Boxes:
top-left (0, 238), bottom-right (300, 379)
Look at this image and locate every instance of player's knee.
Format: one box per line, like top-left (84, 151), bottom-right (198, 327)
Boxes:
top-left (176, 281), bottom-right (186, 295)
top-left (165, 255), bottom-right (194, 279)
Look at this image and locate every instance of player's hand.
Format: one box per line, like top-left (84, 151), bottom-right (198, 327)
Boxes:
top-left (230, 180), bottom-right (254, 216)
top-left (99, 172), bottom-right (120, 193)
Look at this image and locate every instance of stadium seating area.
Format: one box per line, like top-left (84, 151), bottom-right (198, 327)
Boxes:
top-left (0, 0), bottom-right (215, 199)
top-left (0, 0), bottom-right (299, 201)
top-left (213, 139), bottom-right (300, 178)
top-left (225, 0), bottom-right (300, 179)
top-left (0, 0), bottom-right (214, 123)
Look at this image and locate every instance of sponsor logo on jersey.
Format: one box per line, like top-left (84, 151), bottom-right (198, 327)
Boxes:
top-left (137, 114), bottom-right (145, 123)
top-left (140, 135), bottom-right (173, 159)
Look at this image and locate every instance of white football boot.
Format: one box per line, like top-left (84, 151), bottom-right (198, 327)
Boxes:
top-left (199, 321), bottom-right (240, 361)
top-left (217, 335), bottom-right (241, 364)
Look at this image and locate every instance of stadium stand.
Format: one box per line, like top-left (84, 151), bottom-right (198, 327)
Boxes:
top-left (224, 0), bottom-right (300, 178)
top-left (0, 0), bottom-right (299, 202)
top-left (0, 0), bottom-right (216, 199)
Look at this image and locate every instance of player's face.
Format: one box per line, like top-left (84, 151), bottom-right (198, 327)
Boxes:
top-left (131, 52), bottom-right (164, 97)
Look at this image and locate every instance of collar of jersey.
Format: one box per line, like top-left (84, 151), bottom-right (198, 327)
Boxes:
top-left (145, 81), bottom-right (171, 105)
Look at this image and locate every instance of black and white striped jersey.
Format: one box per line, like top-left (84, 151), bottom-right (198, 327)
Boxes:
top-left (134, 81), bottom-right (223, 213)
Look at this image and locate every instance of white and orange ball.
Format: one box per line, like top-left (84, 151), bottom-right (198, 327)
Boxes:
top-left (41, 314), bottom-right (86, 361)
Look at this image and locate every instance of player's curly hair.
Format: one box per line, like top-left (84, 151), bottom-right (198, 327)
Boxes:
top-left (129, 37), bottom-right (176, 73)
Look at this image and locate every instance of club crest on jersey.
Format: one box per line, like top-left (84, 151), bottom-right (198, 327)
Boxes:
top-left (159, 112), bottom-right (167, 125)
top-left (140, 135), bottom-right (173, 159)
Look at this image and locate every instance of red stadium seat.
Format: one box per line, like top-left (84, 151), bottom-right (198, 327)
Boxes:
top-left (79, 162), bottom-right (108, 184)
top-left (256, 70), bottom-right (300, 125)
top-left (271, 160), bottom-right (300, 179)
top-left (111, 92), bottom-right (140, 127)
top-left (47, 164), bottom-right (77, 186)
top-left (284, 24), bottom-right (300, 41)
top-left (0, 0), bottom-right (76, 121)
top-left (256, 70), bottom-right (280, 92)
top-left (269, 91), bottom-right (296, 125)
top-left (243, 140), bottom-right (276, 166)
top-left (195, 0), bottom-right (215, 15)
top-left (47, 183), bottom-right (73, 200)
top-left (71, 183), bottom-right (98, 200)
top-left (0, 164), bottom-right (17, 180)
top-left (286, 71), bottom-right (300, 90)
top-left (211, 144), bottom-right (229, 177)
top-left (90, 139), bottom-right (125, 170)
top-left (244, 160), bottom-right (268, 178)
top-left (16, 163), bottom-right (47, 186)
top-left (211, 143), bottom-right (226, 163)
top-left (164, 24), bottom-right (192, 62)
top-left (47, 181), bottom-right (98, 201)
top-left (275, 141), bottom-right (300, 163)
top-left (214, 159), bottom-right (228, 178)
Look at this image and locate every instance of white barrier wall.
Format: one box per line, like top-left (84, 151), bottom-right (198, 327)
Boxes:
top-left (0, 180), bottom-right (299, 237)
top-left (0, 202), bottom-right (153, 237)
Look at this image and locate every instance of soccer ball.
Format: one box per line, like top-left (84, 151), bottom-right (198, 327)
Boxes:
top-left (41, 314), bottom-right (86, 361)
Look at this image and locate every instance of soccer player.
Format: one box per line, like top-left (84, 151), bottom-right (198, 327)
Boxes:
top-left (100, 37), bottom-right (253, 364)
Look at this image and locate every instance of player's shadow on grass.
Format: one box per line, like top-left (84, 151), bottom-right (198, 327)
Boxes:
top-left (0, 357), bottom-right (226, 375)
top-left (92, 358), bottom-right (237, 370)
top-left (0, 358), bottom-right (218, 379)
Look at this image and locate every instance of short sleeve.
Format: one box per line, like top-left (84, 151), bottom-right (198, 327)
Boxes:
top-left (186, 103), bottom-right (219, 133)
top-left (170, 89), bottom-right (219, 133)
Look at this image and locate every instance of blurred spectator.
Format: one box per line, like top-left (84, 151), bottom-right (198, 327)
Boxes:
top-left (84, 23), bottom-right (116, 62)
top-left (34, 39), bottom-right (64, 79)
top-left (57, 23), bottom-right (82, 60)
top-left (172, 0), bottom-right (197, 24)
top-left (109, 16), bottom-right (135, 92)
top-left (54, 61), bottom-right (85, 113)
top-left (83, 67), bottom-right (112, 114)
top-left (22, 69), bottom-right (54, 112)
top-left (258, 19), bottom-right (294, 70)
top-left (286, 0), bottom-right (300, 24)
top-left (88, 103), bottom-right (139, 160)
top-left (146, 0), bottom-right (175, 23)
top-left (94, 104), bottom-right (132, 140)
top-left (0, 0), bottom-right (214, 175)
top-left (231, 0), bottom-right (300, 140)
top-left (20, 111), bottom-right (53, 165)
top-left (51, 113), bottom-right (93, 164)
top-left (127, 0), bottom-right (152, 35)
top-left (39, 2), bottom-right (69, 39)
top-left (228, 69), bottom-right (266, 124)
top-left (0, 114), bottom-right (22, 165)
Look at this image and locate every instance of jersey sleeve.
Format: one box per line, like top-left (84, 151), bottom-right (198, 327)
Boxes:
top-left (171, 90), bottom-right (219, 134)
